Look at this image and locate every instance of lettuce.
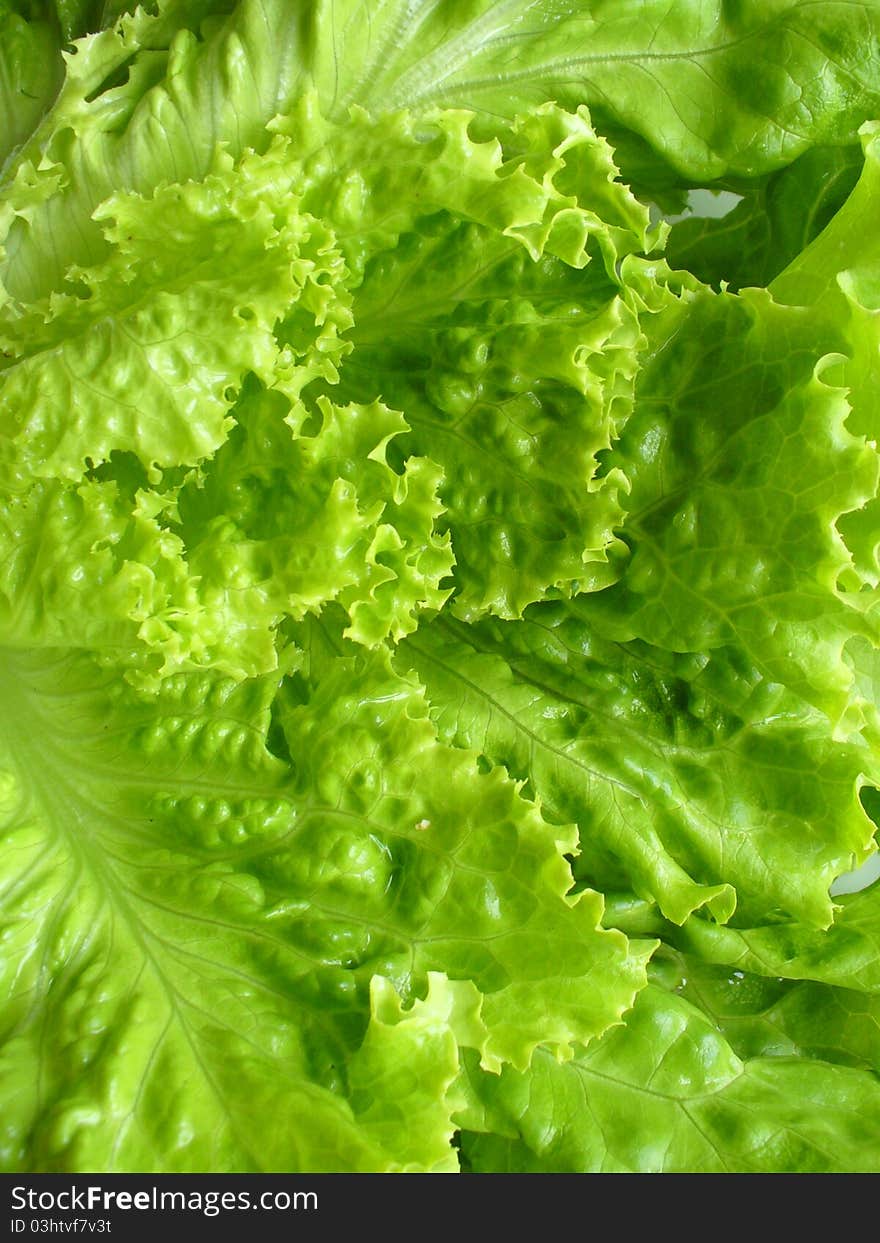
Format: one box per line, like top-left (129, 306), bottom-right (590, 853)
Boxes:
top-left (3, 0), bottom-right (880, 1173)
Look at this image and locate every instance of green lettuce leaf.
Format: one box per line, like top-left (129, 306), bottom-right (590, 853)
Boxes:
top-left (399, 607), bottom-right (876, 928)
top-left (311, 0), bottom-right (880, 178)
top-left (7, 0), bottom-right (880, 304)
top-left (0, 3), bottom-right (65, 170)
top-left (665, 145), bottom-right (864, 292)
top-left (0, 642), bottom-right (650, 1169)
top-left (675, 883), bottom-right (880, 993)
top-left (583, 284), bottom-right (879, 723)
top-left (333, 106), bottom-right (669, 619)
top-left (458, 983), bottom-right (880, 1173)
top-left (5, 0), bottom-right (880, 1176)
top-left (657, 948), bottom-right (880, 1074)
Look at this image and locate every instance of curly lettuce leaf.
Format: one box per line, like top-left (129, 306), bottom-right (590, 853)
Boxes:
top-left (312, 0), bottom-right (880, 178)
top-left (1, 144), bottom-right (348, 488)
top-left (333, 105), bottom-right (669, 619)
top-left (0, 393), bottom-right (454, 681)
top-left (0, 642), bottom-right (651, 1169)
top-left (5, 0), bottom-right (880, 1177)
top-left (583, 285), bottom-right (879, 723)
top-left (7, 0), bottom-right (880, 304)
top-left (0, 95), bottom-right (681, 674)
top-left (400, 607), bottom-right (877, 928)
top-left (458, 982), bottom-right (880, 1173)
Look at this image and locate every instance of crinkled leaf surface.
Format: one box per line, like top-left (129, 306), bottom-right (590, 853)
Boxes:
top-left (458, 983), bottom-right (880, 1173)
top-left (311, 0), bottom-right (880, 177)
top-left (4, 0), bottom-right (880, 1175)
top-left (400, 608), bottom-right (876, 929)
top-left (583, 285), bottom-right (879, 722)
top-left (7, 0), bottom-right (880, 301)
top-left (0, 643), bottom-right (649, 1168)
